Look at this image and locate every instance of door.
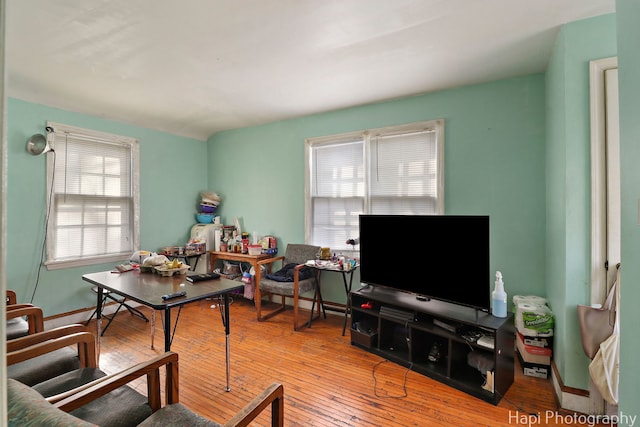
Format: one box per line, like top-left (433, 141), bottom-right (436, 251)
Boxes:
top-left (590, 57), bottom-right (620, 305)
top-left (589, 57), bottom-right (620, 414)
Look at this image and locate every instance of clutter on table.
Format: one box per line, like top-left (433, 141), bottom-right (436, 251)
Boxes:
top-left (219, 228), bottom-right (277, 256)
top-left (302, 247), bottom-right (359, 271)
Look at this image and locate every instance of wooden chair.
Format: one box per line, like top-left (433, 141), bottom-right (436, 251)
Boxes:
top-left (7, 326), bottom-right (155, 425)
top-left (7, 324), bottom-right (94, 386)
top-left (6, 289), bottom-right (18, 304)
top-left (6, 290), bottom-right (45, 340)
top-left (8, 351), bottom-right (285, 427)
top-left (254, 243), bottom-right (325, 330)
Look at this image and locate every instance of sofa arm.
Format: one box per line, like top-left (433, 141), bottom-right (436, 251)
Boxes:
top-left (6, 305), bottom-right (44, 335)
top-left (7, 331), bottom-right (98, 369)
top-left (7, 324), bottom-right (90, 353)
top-left (6, 303), bottom-right (35, 311)
top-left (223, 382), bottom-right (284, 427)
top-left (50, 351), bottom-right (179, 414)
top-left (257, 255), bottom-right (284, 268)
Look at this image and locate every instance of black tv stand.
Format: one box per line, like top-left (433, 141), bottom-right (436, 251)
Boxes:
top-left (349, 286), bottom-right (514, 405)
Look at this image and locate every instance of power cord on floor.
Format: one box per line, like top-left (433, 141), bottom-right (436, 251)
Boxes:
top-left (372, 359), bottom-right (411, 399)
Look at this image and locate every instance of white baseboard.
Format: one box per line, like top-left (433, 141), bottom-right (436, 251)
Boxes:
top-left (551, 361), bottom-right (617, 416)
top-left (44, 296), bottom-right (340, 330)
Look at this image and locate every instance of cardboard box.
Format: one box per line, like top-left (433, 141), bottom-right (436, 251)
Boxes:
top-left (516, 333), bottom-right (551, 365)
top-left (520, 332), bottom-right (553, 350)
top-left (517, 349), bottom-right (550, 379)
top-left (517, 332), bottom-right (552, 356)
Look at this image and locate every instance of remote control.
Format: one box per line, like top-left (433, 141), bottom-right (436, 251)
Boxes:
top-left (162, 291), bottom-right (186, 300)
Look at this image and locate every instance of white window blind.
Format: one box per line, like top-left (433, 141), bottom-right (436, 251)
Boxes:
top-left (45, 122), bottom-right (140, 269)
top-left (310, 138), bottom-right (365, 249)
top-left (306, 120), bottom-right (444, 252)
top-left (369, 130), bottom-right (439, 214)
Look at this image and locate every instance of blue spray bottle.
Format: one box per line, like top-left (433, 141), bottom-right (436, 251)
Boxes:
top-left (492, 271), bottom-right (507, 318)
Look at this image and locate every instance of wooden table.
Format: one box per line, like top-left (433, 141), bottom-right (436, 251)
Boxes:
top-left (82, 270), bottom-right (243, 391)
top-left (209, 250), bottom-right (273, 279)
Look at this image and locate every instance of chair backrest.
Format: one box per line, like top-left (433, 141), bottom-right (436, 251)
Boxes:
top-left (284, 244), bottom-right (321, 266)
top-left (7, 290), bottom-right (17, 305)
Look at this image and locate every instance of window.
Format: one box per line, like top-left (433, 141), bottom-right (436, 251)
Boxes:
top-left (45, 122), bottom-right (140, 269)
top-left (305, 119), bottom-right (444, 252)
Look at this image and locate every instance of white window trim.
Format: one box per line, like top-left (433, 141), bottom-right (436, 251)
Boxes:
top-left (304, 119), bottom-right (445, 246)
top-left (44, 121), bottom-right (140, 270)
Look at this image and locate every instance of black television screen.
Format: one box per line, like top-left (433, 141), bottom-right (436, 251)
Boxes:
top-left (358, 214), bottom-right (490, 312)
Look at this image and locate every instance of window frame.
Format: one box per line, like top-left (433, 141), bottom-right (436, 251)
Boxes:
top-left (304, 119), bottom-right (445, 252)
top-left (44, 121), bottom-right (140, 270)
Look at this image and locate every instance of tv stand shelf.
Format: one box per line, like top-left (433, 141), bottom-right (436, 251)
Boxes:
top-left (350, 286), bottom-right (514, 405)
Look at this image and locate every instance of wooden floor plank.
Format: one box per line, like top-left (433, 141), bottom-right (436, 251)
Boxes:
top-left (89, 296), bottom-right (611, 427)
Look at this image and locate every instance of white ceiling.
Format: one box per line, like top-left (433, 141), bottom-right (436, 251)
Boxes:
top-left (6, 0), bottom-right (615, 141)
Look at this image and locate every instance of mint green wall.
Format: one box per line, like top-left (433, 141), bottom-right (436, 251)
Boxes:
top-left (616, 0), bottom-right (640, 421)
top-left (7, 98), bottom-right (206, 315)
top-left (207, 76), bottom-right (547, 308)
top-left (7, 12), bottom-right (628, 405)
top-left (545, 14), bottom-right (617, 390)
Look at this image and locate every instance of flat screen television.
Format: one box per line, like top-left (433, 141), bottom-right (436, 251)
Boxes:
top-left (358, 214), bottom-right (491, 312)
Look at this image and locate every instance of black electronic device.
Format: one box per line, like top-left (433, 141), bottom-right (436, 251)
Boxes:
top-left (359, 214), bottom-right (491, 312)
top-left (187, 272), bottom-right (220, 282)
top-left (379, 305), bottom-right (414, 322)
top-left (161, 291), bottom-right (186, 300)
top-left (433, 318), bottom-right (462, 334)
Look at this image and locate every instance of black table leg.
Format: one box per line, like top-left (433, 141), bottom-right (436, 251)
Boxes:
top-left (342, 271), bottom-right (355, 336)
top-left (96, 286), bottom-right (102, 359)
top-left (223, 293), bottom-right (231, 392)
top-left (164, 307), bottom-right (171, 351)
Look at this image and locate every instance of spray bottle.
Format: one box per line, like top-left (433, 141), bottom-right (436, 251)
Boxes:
top-left (492, 271), bottom-right (507, 318)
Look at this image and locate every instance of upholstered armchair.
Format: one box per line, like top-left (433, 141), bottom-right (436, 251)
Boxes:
top-left (7, 324), bottom-right (94, 386)
top-left (6, 290), bottom-right (45, 340)
top-left (254, 243), bottom-right (325, 330)
top-left (8, 351), bottom-right (285, 427)
top-left (8, 326), bottom-right (155, 425)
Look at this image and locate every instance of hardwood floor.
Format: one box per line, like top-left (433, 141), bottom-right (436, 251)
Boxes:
top-left (92, 296), bottom-right (610, 426)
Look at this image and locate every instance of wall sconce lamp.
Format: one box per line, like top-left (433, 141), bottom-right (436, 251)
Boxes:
top-left (26, 126), bottom-right (54, 155)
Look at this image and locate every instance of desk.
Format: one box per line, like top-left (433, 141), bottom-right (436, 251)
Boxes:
top-left (209, 251), bottom-right (273, 281)
top-left (308, 263), bottom-right (359, 336)
top-left (82, 270), bottom-right (243, 391)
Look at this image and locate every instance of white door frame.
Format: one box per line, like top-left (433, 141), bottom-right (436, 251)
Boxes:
top-left (589, 56), bottom-right (619, 415)
top-left (590, 56), bottom-right (619, 304)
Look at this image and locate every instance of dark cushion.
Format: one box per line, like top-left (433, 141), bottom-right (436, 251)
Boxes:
top-left (6, 317), bottom-right (30, 340)
top-left (7, 378), bottom-right (97, 427)
top-left (7, 347), bottom-right (80, 386)
top-left (260, 276), bottom-right (316, 296)
top-left (68, 384), bottom-right (152, 427)
top-left (32, 368), bottom-right (107, 397)
top-left (265, 263), bottom-right (314, 282)
top-left (138, 403), bottom-right (220, 427)
top-left (32, 367), bottom-right (152, 427)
